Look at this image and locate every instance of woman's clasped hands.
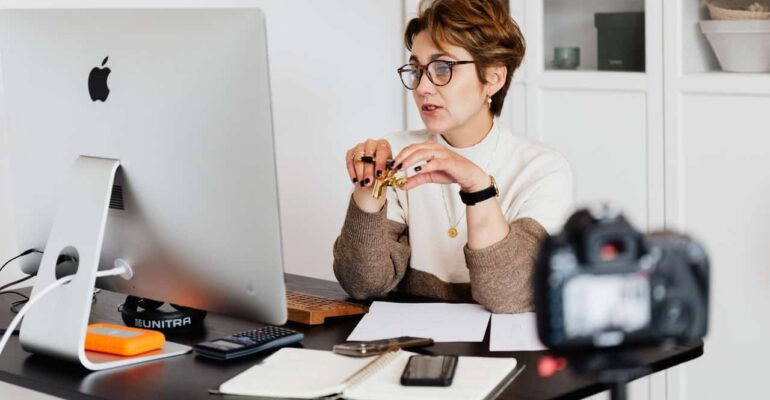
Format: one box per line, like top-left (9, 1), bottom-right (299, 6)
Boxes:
top-left (345, 138), bottom-right (490, 197)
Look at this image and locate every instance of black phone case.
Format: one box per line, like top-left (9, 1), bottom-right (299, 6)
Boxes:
top-left (400, 355), bottom-right (458, 387)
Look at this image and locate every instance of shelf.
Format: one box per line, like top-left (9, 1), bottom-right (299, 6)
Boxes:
top-left (533, 70), bottom-right (648, 91)
top-left (543, 0), bottom-right (646, 72)
top-left (679, 73), bottom-right (770, 95)
top-left (680, 0), bottom-right (721, 73)
top-left (679, 0), bottom-right (770, 75)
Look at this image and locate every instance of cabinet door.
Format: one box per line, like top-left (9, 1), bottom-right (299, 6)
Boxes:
top-left (534, 89), bottom-right (651, 228)
top-left (668, 94), bottom-right (770, 400)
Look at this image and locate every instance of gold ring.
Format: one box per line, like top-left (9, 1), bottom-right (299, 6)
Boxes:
top-left (354, 151), bottom-right (365, 161)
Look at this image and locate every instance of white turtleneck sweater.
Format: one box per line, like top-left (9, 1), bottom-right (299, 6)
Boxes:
top-left (384, 120), bottom-right (574, 284)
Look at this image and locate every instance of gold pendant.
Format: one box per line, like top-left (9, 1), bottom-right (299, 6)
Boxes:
top-left (448, 227), bottom-right (458, 238)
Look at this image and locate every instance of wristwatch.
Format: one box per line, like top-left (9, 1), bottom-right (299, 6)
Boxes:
top-left (459, 175), bottom-right (499, 206)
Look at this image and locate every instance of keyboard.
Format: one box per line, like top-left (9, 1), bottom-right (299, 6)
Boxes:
top-left (286, 290), bottom-right (368, 325)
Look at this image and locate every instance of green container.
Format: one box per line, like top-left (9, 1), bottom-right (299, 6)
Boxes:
top-left (594, 12), bottom-right (645, 72)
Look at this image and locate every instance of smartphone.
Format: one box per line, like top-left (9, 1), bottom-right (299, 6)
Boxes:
top-left (332, 337), bottom-right (434, 357)
top-left (400, 354), bottom-right (458, 387)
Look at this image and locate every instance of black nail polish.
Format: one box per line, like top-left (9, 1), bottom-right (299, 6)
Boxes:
top-left (396, 163), bottom-right (403, 170)
top-left (415, 166), bottom-right (422, 172)
top-left (376, 170), bottom-right (382, 177)
top-left (352, 177), bottom-right (358, 184)
top-left (360, 180), bottom-right (366, 187)
top-left (364, 178), bottom-right (371, 185)
top-left (386, 160), bottom-right (395, 169)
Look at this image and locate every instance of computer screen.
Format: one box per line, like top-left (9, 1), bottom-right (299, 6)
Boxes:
top-left (0, 6), bottom-right (287, 327)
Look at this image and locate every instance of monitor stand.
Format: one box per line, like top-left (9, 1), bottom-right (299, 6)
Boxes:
top-left (19, 156), bottom-right (191, 370)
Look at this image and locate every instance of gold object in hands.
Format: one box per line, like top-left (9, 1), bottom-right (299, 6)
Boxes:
top-left (372, 170), bottom-right (407, 199)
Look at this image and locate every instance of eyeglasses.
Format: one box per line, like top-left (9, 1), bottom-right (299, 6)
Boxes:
top-left (397, 60), bottom-right (475, 90)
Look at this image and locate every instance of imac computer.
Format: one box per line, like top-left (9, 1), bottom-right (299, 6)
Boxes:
top-left (0, 4), bottom-right (287, 369)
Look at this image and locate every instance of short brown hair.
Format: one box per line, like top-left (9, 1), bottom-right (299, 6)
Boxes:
top-left (404, 0), bottom-right (526, 116)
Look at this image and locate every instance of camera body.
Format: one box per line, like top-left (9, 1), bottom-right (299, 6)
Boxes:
top-left (535, 207), bottom-right (709, 350)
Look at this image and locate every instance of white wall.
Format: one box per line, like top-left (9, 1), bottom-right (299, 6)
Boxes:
top-left (0, 1), bottom-right (405, 286)
top-left (0, 27), bottom-right (17, 287)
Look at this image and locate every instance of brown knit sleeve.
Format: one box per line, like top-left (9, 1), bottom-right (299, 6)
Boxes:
top-left (464, 217), bottom-right (548, 313)
top-left (332, 196), bottom-right (411, 299)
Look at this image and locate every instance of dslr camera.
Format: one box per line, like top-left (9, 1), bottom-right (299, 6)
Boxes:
top-left (535, 206), bottom-right (709, 350)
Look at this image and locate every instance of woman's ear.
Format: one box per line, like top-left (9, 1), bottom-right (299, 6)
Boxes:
top-left (485, 65), bottom-right (507, 97)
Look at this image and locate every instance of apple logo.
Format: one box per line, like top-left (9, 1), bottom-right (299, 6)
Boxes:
top-left (88, 56), bottom-right (111, 102)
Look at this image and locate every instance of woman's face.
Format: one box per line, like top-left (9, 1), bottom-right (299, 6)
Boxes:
top-left (409, 31), bottom-right (490, 135)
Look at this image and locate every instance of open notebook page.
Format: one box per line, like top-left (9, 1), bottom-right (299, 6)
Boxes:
top-left (344, 351), bottom-right (518, 400)
top-left (218, 348), bottom-right (372, 398)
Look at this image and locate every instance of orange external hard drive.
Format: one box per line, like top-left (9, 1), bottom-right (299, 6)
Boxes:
top-left (85, 323), bottom-right (165, 356)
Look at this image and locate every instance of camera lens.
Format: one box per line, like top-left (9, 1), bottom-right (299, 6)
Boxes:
top-left (600, 242), bottom-right (623, 262)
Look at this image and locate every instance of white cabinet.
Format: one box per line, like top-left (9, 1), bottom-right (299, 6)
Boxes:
top-left (514, 0), bottom-right (770, 399)
top-left (518, 0), bottom-right (664, 231)
top-left (516, 1), bottom-right (665, 398)
top-left (663, 2), bottom-right (770, 400)
top-left (543, 0), bottom-right (645, 72)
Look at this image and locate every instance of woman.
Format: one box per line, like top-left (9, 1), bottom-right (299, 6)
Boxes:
top-left (333, 0), bottom-right (573, 313)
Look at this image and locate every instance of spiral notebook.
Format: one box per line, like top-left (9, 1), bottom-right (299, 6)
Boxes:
top-left (213, 348), bottom-right (520, 400)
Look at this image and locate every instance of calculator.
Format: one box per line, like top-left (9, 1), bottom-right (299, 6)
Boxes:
top-left (193, 326), bottom-right (304, 360)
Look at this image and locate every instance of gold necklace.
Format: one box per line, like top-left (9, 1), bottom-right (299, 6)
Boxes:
top-left (440, 185), bottom-right (465, 238)
top-left (439, 122), bottom-right (501, 238)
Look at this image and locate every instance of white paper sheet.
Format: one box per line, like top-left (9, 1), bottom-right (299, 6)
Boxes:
top-left (347, 301), bottom-right (491, 342)
top-left (489, 312), bottom-right (548, 351)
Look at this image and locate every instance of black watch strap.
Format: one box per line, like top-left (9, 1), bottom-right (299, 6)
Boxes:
top-left (459, 176), bottom-right (498, 206)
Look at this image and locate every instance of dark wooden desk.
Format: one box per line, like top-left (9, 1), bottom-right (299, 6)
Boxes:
top-left (0, 273), bottom-right (702, 400)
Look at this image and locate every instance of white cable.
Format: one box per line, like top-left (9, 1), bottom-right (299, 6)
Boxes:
top-left (0, 266), bottom-right (129, 356)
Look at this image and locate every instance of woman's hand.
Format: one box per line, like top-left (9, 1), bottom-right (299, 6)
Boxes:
top-left (393, 141), bottom-right (490, 192)
top-left (345, 138), bottom-right (393, 189)
top-left (345, 138), bottom-right (393, 212)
